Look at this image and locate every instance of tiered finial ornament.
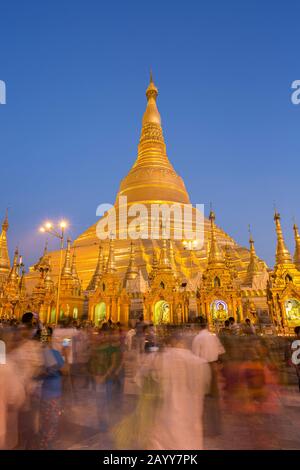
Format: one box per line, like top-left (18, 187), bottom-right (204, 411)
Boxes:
top-left (274, 211), bottom-right (292, 265)
top-left (245, 226), bottom-right (260, 285)
top-left (169, 239), bottom-right (177, 272)
top-left (116, 73), bottom-right (190, 205)
top-left (87, 244), bottom-right (104, 291)
top-left (158, 238), bottom-right (172, 271)
top-left (293, 222), bottom-right (300, 270)
top-left (125, 242), bottom-right (139, 281)
top-left (208, 210), bottom-right (224, 266)
top-left (0, 210), bottom-right (11, 285)
top-left (61, 238), bottom-right (72, 278)
top-left (71, 248), bottom-right (81, 291)
top-left (107, 238), bottom-right (116, 273)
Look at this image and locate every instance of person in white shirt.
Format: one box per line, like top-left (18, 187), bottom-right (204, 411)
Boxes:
top-left (192, 317), bottom-right (225, 437)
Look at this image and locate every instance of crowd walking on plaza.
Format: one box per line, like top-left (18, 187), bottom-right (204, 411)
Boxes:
top-left (0, 312), bottom-right (299, 450)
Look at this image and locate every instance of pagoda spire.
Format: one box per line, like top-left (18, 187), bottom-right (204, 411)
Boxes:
top-left (293, 222), bottom-right (300, 270)
top-left (245, 227), bottom-right (260, 284)
top-left (274, 211), bottom-right (292, 265)
top-left (43, 240), bottom-right (48, 257)
top-left (116, 73), bottom-right (190, 205)
top-left (208, 210), bottom-right (224, 266)
top-left (125, 242), bottom-right (139, 281)
top-left (44, 269), bottom-right (54, 292)
top-left (61, 238), bottom-right (72, 278)
top-left (169, 239), bottom-right (177, 273)
top-left (142, 71), bottom-right (161, 126)
top-left (19, 267), bottom-right (26, 297)
top-left (107, 238), bottom-right (116, 273)
top-left (0, 210), bottom-right (10, 281)
top-left (87, 244), bottom-right (103, 291)
top-left (158, 238), bottom-right (172, 271)
top-left (8, 248), bottom-right (19, 282)
top-left (71, 248), bottom-right (80, 286)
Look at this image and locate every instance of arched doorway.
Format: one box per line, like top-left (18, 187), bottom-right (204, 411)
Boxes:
top-left (154, 300), bottom-right (170, 325)
top-left (94, 302), bottom-right (106, 326)
top-left (73, 307), bottom-right (78, 319)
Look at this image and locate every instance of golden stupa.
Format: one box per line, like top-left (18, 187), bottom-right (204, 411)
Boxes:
top-left (3, 74), bottom-right (300, 330)
top-left (26, 74), bottom-right (263, 292)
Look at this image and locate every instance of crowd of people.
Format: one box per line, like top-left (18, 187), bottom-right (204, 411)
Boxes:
top-left (0, 312), bottom-right (299, 450)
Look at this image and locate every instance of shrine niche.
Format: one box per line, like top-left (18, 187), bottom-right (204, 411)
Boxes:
top-left (210, 299), bottom-right (228, 322)
top-left (94, 302), bottom-right (107, 325)
top-left (154, 300), bottom-right (170, 324)
top-left (285, 298), bottom-right (300, 325)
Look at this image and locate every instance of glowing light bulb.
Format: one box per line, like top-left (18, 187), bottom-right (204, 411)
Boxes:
top-left (59, 220), bottom-right (67, 229)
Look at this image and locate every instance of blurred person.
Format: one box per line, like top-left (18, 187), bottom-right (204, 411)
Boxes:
top-left (243, 318), bottom-right (256, 335)
top-left (0, 343), bottom-right (26, 449)
top-left (144, 332), bottom-right (210, 449)
top-left (52, 317), bottom-right (79, 366)
top-left (228, 316), bottom-right (240, 335)
top-left (39, 329), bottom-right (65, 450)
top-left (114, 332), bottom-right (210, 450)
top-left (9, 312), bottom-right (45, 449)
top-left (291, 326), bottom-right (300, 392)
top-left (71, 326), bottom-right (90, 393)
top-left (192, 317), bottom-right (225, 436)
top-left (219, 319), bottom-right (231, 336)
top-left (135, 314), bottom-right (146, 353)
top-left (125, 327), bottom-right (136, 352)
top-left (88, 328), bottom-right (122, 432)
top-left (222, 337), bottom-right (281, 448)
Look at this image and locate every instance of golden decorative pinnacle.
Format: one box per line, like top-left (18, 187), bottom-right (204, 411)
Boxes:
top-left (107, 238), bottom-right (116, 273)
top-left (208, 210), bottom-right (224, 265)
top-left (61, 238), bottom-right (72, 277)
top-left (125, 241), bottom-right (139, 280)
top-left (293, 221), bottom-right (300, 269)
top-left (274, 211), bottom-right (292, 265)
top-left (146, 70), bottom-right (158, 100)
top-left (2, 208), bottom-right (9, 232)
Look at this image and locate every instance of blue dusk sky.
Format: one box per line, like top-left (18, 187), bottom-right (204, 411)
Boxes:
top-left (0, 0), bottom-right (299, 268)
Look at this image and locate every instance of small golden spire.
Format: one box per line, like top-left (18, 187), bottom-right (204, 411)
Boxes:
top-left (87, 244), bottom-right (103, 291)
top-left (208, 209), bottom-right (224, 266)
top-left (107, 238), bottom-right (116, 273)
top-left (43, 240), bottom-right (48, 257)
top-left (274, 211), bottom-right (292, 265)
top-left (125, 241), bottom-right (139, 281)
top-left (169, 239), bottom-right (177, 273)
top-left (245, 225), bottom-right (260, 285)
top-left (293, 221), bottom-right (300, 270)
top-left (0, 210), bottom-right (10, 277)
top-left (19, 267), bottom-right (26, 296)
top-left (248, 225), bottom-right (257, 258)
top-left (71, 248), bottom-right (80, 282)
top-left (158, 238), bottom-right (172, 271)
top-left (2, 209), bottom-right (8, 232)
top-left (8, 248), bottom-right (19, 282)
top-left (142, 72), bottom-right (160, 126)
top-left (44, 259), bottom-right (54, 292)
top-left (61, 238), bottom-right (72, 278)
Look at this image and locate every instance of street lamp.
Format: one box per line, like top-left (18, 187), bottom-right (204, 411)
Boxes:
top-left (39, 220), bottom-right (68, 323)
